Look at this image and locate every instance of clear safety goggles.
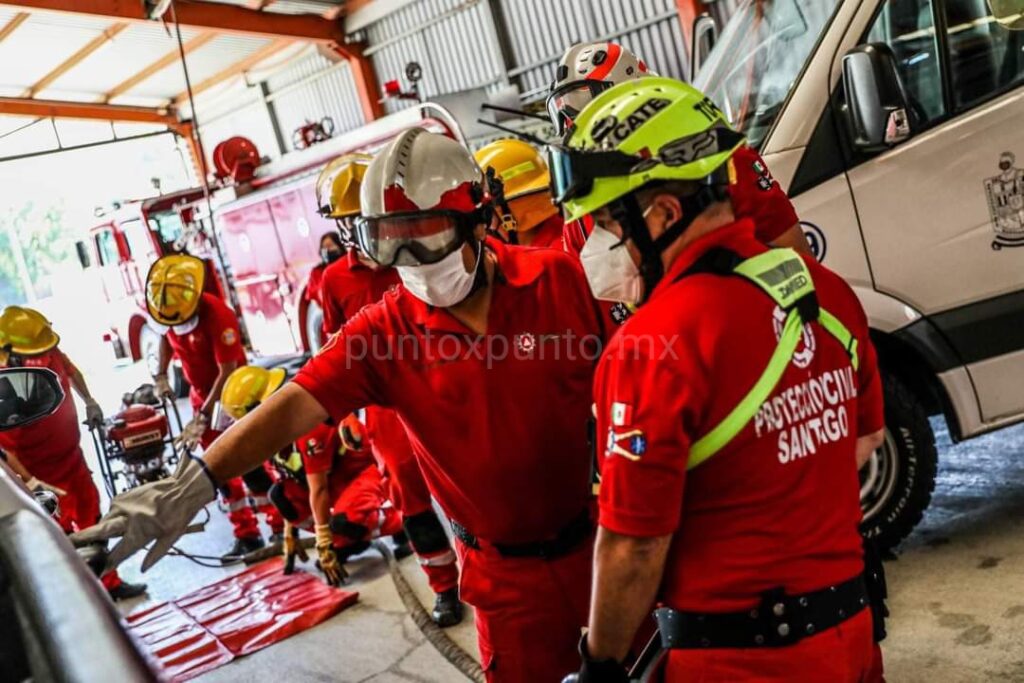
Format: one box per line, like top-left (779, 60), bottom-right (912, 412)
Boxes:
top-left (353, 210), bottom-right (482, 267)
top-left (210, 401), bottom-right (239, 432)
top-left (546, 80), bottom-right (613, 138)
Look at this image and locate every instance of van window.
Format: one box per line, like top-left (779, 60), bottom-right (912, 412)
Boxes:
top-left (943, 0), bottom-right (1024, 109)
top-left (94, 229), bottom-right (120, 266)
top-left (151, 212), bottom-right (184, 253)
top-left (867, 0), bottom-right (947, 125)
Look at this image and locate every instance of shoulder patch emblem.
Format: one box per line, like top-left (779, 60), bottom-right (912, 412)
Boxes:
top-left (221, 328), bottom-right (238, 345)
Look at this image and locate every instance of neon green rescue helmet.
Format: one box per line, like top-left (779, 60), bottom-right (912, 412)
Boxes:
top-left (548, 77), bottom-right (746, 222)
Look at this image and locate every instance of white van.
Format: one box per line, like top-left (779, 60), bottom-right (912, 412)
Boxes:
top-left (695, 0), bottom-right (1024, 548)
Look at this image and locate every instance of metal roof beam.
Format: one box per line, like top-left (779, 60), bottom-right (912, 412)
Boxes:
top-left (0, 0), bottom-right (348, 47)
top-left (24, 22), bottom-right (128, 97)
top-left (0, 11), bottom-right (30, 42)
top-left (104, 31), bottom-right (216, 102)
top-left (0, 96), bottom-right (178, 124)
top-left (173, 37), bottom-right (291, 104)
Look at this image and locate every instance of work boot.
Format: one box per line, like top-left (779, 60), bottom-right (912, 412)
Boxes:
top-left (108, 581), bottom-right (148, 602)
top-left (221, 535), bottom-right (264, 564)
top-left (432, 588), bottom-right (463, 627)
top-left (336, 540), bottom-right (371, 563)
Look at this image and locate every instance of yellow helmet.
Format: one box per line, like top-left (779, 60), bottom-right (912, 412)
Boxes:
top-left (221, 366), bottom-right (287, 420)
top-left (315, 153), bottom-right (374, 218)
top-left (146, 254), bottom-right (205, 326)
top-left (474, 139), bottom-right (558, 231)
top-left (0, 306), bottom-right (59, 356)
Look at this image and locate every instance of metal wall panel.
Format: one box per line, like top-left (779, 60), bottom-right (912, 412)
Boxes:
top-left (360, 0), bottom-right (507, 113)
top-left (502, 0), bottom-right (690, 100)
top-left (265, 51), bottom-right (366, 150)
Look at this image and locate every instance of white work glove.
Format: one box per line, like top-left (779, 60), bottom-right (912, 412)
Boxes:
top-left (26, 477), bottom-right (67, 497)
top-left (84, 399), bottom-right (104, 429)
top-left (69, 455), bottom-right (216, 573)
top-left (154, 374), bottom-right (174, 399)
top-left (175, 413), bottom-right (210, 453)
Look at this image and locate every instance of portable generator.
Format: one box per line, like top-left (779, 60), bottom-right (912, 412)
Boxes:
top-left (91, 384), bottom-right (182, 496)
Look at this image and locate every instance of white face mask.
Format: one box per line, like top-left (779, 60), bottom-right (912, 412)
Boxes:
top-left (172, 316), bottom-right (200, 336)
top-left (579, 224), bottom-right (644, 304)
top-left (397, 244), bottom-right (481, 308)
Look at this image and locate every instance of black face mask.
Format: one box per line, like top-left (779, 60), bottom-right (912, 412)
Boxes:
top-left (321, 248), bottom-right (343, 265)
top-left (1000, 162), bottom-right (1013, 172)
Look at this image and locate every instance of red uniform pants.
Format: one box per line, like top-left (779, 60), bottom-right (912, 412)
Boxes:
top-left (44, 449), bottom-right (123, 591)
top-left (366, 406), bottom-right (458, 594)
top-left (455, 536), bottom-right (592, 683)
top-left (271, 466), bottom-right (402, 544)
top-left (663, 608), bottom-right (876, 682)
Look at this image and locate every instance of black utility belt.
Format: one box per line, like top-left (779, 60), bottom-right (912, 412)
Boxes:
top-left (450, 509), bottom-right (592, 559)
top-left (655, 573), bottom-right (869, 650)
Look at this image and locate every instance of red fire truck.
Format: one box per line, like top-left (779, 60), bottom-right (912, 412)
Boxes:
top-left (80, 104), bottom-right (468, 383)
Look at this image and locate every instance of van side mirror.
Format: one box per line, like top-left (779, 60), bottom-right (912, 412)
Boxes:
top-left (842, 43), bottom-right (912, 151)
top-left (690, 14), bottom-right (718, 81)
top-left (0, 368), bottom-right (65, 431)
top-left (75, 240), bottom-right (91, 269)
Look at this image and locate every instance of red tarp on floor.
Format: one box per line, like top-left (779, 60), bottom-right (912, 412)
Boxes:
top-left (127, 558), bottom-right (358, 681)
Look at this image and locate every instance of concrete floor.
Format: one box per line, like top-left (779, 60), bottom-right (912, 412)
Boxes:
top-left (85, 364), bottom-right (1024, 681)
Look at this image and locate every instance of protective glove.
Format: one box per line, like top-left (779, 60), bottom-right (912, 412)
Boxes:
top-left (175, 413), bottom-right (210, 453)
top-left (561, 634), bottom-right (629, 683)
top-left (84, 399), bottom-right (104, 429)
top-left (282, 521), bottom-right (309, 575)
top-left (315, 523), bottom-right (348, 586)
top-left (26, 477), bottom-right (67, 497)
top-left (339, 413), bottom-right (366, 452)
top-left (154, 374), bottom-right (174, 399)
top-left (69, 455), bottom-right (217, 573)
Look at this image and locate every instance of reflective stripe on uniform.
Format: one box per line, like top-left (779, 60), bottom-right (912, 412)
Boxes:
top-left (226, 498), bottom-right (252, 512)
top-left (418, 549), bottom-right (458, 567)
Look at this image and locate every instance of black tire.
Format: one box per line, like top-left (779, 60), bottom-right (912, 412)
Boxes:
top-left (305, 301), bottom-right (325, 354)
top-left (859, 372), bottom-right (938, 551)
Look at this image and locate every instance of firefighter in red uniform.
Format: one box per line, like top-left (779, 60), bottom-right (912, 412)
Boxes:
top-left (304, 231), bottom-right (346, 343)
top-left (552, 78), bottom-right (886, 682)
top-left (316, 152), bottom-right (463, 626)
top-left (220, 365), bottom-right (404, 584)
top-left (0, 306), bottom-right (147, 600)
top-left (79, 130), bottom-right (603, 682)
top-left (474, 138), bottom-right (564, 248)
top-left (548, 42), bottom-right (809, 276)
top-left (146, 255), bottom-right (283, 561)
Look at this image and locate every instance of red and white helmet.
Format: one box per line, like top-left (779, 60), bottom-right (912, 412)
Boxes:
top-left (547, 42), bottom-right (652, 138)
top-left (357, 129), bottom-right (490, 267)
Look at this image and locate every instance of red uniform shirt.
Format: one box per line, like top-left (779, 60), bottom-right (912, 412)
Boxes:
top-left (0, 349), bottom-right (83, 479)
top-left (321, 250), bottom-right (402, 335)
top-left (166, 294), bottom-right (246, 405)
top-left (520, 214), bottom-right (565, 249)
top-left (594, 220), bottom-right (883, 612)
top-left (296, 421), bottom-right (375, 484)
top-left (295, 241), bottom-right (602, 544)
top-left (305, 263), bottom-right (327, 307)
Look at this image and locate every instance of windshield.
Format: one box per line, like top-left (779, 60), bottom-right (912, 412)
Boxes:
top-left (694, 0), bottom-right (841, 149)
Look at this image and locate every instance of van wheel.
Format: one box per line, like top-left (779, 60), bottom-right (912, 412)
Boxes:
top-left (859, 373), bottom-right (938, 551)
top-left (305, 301), bottom-right (324, 354)
top-left (140, 325), bottom-right (189, 399)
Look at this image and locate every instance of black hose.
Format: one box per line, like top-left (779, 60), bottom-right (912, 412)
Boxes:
top-left (372, 540), bottom-right (484, 683)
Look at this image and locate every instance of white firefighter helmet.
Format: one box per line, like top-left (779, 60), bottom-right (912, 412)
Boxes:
top-left (547, 41), bottom-right (653, 137)
top-left (356, 129), bottom-right (489, 266)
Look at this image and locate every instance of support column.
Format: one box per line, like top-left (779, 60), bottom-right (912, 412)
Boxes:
top-left (171, 120), bottom-right (207, 183)
top-left (343, 46), bottom-right (384, 122)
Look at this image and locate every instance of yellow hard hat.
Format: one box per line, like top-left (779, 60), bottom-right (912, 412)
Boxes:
top-left (146, 254), bottom-right (205, 326)
top-left (474, 139), bottom-right (550, 200)
top-left (474, 139), bottom-right (558, 231)
top-left (221, 366), bottom-right (286, 420)
top-left (315, 153), bottom-right (374, 218)
top-left (0, 306), bottom-right (59, 356)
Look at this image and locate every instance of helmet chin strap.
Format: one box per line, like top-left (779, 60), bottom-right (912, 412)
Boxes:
top-left (610, 184), bottom-right (726, 304)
